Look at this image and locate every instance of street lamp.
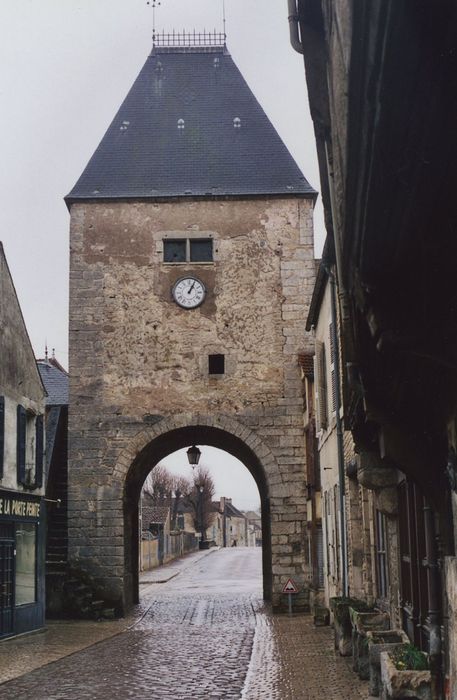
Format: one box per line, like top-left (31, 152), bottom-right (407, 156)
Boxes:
top-left (186, 445), bottom-right (201, 466)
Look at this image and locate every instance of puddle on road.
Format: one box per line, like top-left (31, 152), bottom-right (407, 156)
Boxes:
top-left (241, 611), bottom-right (281, 700)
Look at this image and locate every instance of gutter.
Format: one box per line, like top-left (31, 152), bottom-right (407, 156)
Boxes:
top-left (288, 0), bottom-right (304, 54)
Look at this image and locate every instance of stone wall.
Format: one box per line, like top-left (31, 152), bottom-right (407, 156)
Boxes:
top-left (68, 196), bottom-right (316, 611)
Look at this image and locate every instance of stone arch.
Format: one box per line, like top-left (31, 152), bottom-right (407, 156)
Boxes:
top-left (118, 414), bottom-right (280, 610)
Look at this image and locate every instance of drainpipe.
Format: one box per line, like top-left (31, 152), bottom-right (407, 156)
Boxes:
top-left (288, 0), bottom-right (304, 54)
top-left (323, 261), bottom-right (349, 597)
top-left (288, 0), bottom-right (349, 595)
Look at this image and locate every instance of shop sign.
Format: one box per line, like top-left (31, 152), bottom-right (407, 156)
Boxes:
top-left (0, 490), bottom-right (41, 521)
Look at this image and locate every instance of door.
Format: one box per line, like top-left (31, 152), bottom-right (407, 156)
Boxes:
top-left (0, 524), bottom-right (15, 637)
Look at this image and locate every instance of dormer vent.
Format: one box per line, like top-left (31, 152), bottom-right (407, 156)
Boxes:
top-left (213, 57), bottom-right (220, 69)
top-left (233, 117), bottom-right (241, 129)
top-left (177, 118), bottom-right (185, 131)
top-left (120, 120), bottom-right (130, 132)
top-left (155, 61), bottom-right (163, 74)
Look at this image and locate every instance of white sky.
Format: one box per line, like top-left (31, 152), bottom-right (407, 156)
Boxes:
top-left (160, 446), bottom-right (260, 513)
top-left (0, 0), bottom-right (324, 368)
top-left (0, 1), bottom-right (325, 511)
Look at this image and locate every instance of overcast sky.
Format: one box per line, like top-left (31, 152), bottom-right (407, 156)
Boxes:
top-left (0, 0), bottom-right (324, 367)
top-left (1, 1), bottom-right (323, 508)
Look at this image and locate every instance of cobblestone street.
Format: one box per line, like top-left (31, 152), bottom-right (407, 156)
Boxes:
top-left (0, 549), bottom-right (369, 699)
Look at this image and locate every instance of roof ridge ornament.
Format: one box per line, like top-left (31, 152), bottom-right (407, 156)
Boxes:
top-left (146, 0), bottom-right (162, 47)
top-left (152, 28), bottom-right (226, 50)
top-left (148, 0), bottom-right (227, 49)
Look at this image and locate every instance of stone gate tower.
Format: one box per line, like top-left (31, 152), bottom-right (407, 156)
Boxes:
top-left (65, 35), bottom-right (316, 613)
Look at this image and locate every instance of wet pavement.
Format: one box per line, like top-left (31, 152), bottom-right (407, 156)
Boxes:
top-left (0, 548), bottom-right (370, 699)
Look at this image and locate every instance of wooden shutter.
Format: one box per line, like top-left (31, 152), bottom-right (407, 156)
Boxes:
top-left (329, 322), bottom-right (337, 413)
top-left (0, 397), bottom-right (4, 479)
top-left (35, 414), bottom-right (44, 488)
top-left (316, 340), bottom-right (328, 430)
top-left (316, 525), bottom-right (324, 588)
top-left (16, 404), bottom-right (26, 484)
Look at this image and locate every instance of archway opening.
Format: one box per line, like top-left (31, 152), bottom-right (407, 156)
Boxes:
top-left (124, 425), bottom-right (272, 610)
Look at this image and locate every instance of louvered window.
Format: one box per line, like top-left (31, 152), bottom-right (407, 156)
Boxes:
top-left (17, 405), bottom-right (27, 484)
top-left (315, 341), bottom-right (328, 431)
top-left (316, 526), bottom-right (325, 588)
top-left (35, 415), bottom-right (44, 488)
top-left (329, 322), bottom-right (337, 414)
top-left (0, 397), bottom-right (4, 478)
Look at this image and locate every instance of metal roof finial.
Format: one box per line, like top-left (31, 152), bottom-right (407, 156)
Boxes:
top-left (147, 0), bottom-right (162, 46)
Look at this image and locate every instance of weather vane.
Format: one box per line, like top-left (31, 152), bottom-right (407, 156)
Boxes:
top-left (146, 0), bottom-right (162, 43)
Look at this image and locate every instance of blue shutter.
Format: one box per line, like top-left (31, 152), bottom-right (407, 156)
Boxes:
top-left (0, 397), bottom-right (4, 478)
top-left (17, 404), bottom-right (26, 483)
top-left (35, 414), bottom-right (44, 488)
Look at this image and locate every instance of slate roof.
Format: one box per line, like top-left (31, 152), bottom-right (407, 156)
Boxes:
top-left (244, 510), bottom-right (261, 522)
top-left (225, 502), bottom-right (246, 519)
top-left (143, 504), bottom-right (170, 526)
top-left (66, 46), bottom-right (316, 203)
top-left (142, 493), bottom-right (170, 526)
top-left (37, 360), bottom-right (69, 406)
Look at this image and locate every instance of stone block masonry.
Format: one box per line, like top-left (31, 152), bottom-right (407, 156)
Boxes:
top-left (68, 196), bottom-right (316, 612)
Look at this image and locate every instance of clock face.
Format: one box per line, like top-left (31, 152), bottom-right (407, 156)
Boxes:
top-left (172, 277), bottom-right (206, 309)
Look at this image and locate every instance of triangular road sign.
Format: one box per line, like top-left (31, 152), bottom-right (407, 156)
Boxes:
top-left (282, 578), bottom-right (299, 594)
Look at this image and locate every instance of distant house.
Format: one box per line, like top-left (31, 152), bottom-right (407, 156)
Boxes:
top-left (243, 511), bottom-right (262, 547)
top-left (139, 492), bottom-right (199, 569)
top-left (218, 498), bottom-right (248, 547)
top-left (141, 492), bottom-right (170, 566)
top-left (36, 354), bottom-right (69, 615)
top-left (0, 243), bottom-right (46, 638)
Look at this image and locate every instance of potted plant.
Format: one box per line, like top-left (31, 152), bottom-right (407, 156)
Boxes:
top-left (367, 629), bottom-right (409, 696)
top-left (380, 644), bottom-right (431, 699)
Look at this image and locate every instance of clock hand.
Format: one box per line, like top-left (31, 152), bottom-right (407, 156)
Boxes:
top-left (187, 281), bottom-right (196, 294)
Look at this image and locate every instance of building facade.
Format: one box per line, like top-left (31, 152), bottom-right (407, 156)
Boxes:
top-left (37, 355), bottom-right (69, 616)
top-left (291, 1), bottom-right (457, 694)
top-left (0, 243), bottom-right (46, 638)
top-left (65, 37), bottom-right (317, 613)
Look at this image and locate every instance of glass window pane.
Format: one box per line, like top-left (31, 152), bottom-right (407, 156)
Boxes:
top-left (15, 523), bottom-right (36, 605)
top-left (190, 239), bottom-right (213, 262)
top-left (164, 240), bottom-right (186, 262)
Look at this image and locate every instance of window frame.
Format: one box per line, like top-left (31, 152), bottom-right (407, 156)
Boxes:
top-left (163, 237), bottom-right (213, 264)
top-left (375, 509), bottom-right (389, 600)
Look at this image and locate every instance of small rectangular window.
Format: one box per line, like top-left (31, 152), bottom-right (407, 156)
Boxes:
top-left (190, 239), bottom-right (213, 262)
top-left (209, 354), bottom-right (225, 375)
top-left (164, 239), bottom-right (186, 263)
top-left (163, 238), bottom-right (213, 263)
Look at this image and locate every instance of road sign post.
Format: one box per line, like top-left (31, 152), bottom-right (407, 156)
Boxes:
top-left (282, 578), bottom-right (299, 615)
